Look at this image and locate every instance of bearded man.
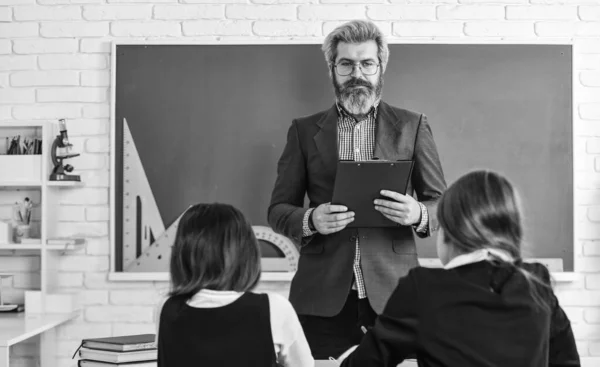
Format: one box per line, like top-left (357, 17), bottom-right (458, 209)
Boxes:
top-left (268, 20), bottom-right (447, 359)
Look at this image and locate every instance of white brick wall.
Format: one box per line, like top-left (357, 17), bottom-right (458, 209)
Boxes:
top-left (154, 4), bottom-right (222, 20)
top-left (84, 5), bottom-right (153, 20)
top-left (11, 71), bottom-right (80, 86)
top-left (0, 1), bottom-right (599, 366)
top-left (13, 39), bottom-right (79, 54)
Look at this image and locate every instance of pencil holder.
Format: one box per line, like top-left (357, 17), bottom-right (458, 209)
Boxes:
top-left (14, 224), bottom-right (30, 244)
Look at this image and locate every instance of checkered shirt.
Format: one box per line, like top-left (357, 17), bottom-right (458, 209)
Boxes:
top-left (335, 102), bottom-right (378, 299)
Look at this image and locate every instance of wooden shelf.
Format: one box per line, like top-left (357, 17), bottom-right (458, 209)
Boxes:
top-left (0, 121), bottom-right (87, 338)
top-left (0, 181), bottom-right (42, 188)
top-left (46, 238), bottom-right (85, 251)
top-left (0, 240), bottom-right (86, 251)
top-left (0, 181), bottom-right (84, 188)
top-left (46, 181), bottom-right (84, 187)
top-left (0, 243), bottom-right (41, 250)
top-left (0, 122), bottom-right (44, 128)
top-left (46, 243), bottom-right (84, 251)
top-left (0, 311), bottom-right (79, 347)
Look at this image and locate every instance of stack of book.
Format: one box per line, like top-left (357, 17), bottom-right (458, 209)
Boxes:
top-left (75, 334), bottom-right (157, 367)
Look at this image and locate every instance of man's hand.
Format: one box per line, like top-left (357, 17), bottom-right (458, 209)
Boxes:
top-left (374, 190), bottom-right (422, 226)
top-left (311, 203), bottom-right (355, 235)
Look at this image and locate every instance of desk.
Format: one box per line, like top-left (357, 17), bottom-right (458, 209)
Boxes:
top-left (0, 312), bottom-right (79, 367)
top-left (316, 359), bottom-right (418, 366)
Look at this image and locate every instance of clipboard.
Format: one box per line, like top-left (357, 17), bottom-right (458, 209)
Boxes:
top-left (331, 160), bottom-right (414, 228)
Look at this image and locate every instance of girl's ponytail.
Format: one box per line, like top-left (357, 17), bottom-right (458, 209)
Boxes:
top-left (487, 250), bottom-right (551, 312)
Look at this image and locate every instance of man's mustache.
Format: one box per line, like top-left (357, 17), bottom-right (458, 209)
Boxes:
top-left (342, 78), bottom-right (373, 91)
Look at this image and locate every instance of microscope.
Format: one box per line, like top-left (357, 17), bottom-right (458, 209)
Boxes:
top-left (49, 119), bottom-right (81, 182)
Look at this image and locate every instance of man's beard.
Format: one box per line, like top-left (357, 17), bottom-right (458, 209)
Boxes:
top-left (333, 73), bottom-right (383, 116)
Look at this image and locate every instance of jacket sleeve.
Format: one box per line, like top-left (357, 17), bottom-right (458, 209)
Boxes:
top-left (341, 270), bottom-right (420, 367)
top-left (412, 114), bottom-right (446, 238)
top-left (268, 120), bottom-right (310, 245)
top-left (544, 269), bottom-right (580, 367)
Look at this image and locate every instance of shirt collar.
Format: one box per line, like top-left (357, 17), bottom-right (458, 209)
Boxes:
top-left (336, 99), bottom-right (380, 122)
top-left (443, 248), bottom-right (515, 270)
top-left (189, 289), bottom-right (242, 300)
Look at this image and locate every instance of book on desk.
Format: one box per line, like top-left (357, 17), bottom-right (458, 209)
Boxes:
top-left (0, 304), bottom-right (24, 313)
top-left (79, 360), bottom-right (156, 367)
top-left (75, 334), bottom-right (157, 367)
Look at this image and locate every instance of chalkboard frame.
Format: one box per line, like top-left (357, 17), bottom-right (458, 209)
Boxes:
top-left (107, 39), bottom-right (576, 282)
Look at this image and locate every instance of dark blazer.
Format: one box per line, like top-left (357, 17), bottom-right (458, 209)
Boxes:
top-left (268, 102), bottom-right (446, 316)
top-left (341, 261), bottom-right (580, 367)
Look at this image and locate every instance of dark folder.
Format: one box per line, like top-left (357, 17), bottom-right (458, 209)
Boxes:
top-left (331, 160), bottom-right (414, 228)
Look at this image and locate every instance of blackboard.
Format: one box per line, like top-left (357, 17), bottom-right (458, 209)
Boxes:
top-left (113, 43), bottom-right (573, 272)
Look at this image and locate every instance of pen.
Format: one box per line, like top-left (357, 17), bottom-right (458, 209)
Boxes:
top-left (23, 198), bottom-right (32, 225)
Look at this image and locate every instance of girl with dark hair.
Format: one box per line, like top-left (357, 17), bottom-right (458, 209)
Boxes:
top-left (155, 203), bottom-right (313, 367)
top-left (339, 170), bottom-right (580, 367)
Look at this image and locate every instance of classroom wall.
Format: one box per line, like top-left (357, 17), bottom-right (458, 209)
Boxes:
top-left (0, 0), bottom-right (599, 366)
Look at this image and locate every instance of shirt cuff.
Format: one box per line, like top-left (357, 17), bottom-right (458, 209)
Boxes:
top-left (414, 202), bottom-right (428, 233)
top-left (302, 208), bottom-right (317, 237)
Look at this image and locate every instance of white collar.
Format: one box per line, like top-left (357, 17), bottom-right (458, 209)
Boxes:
top-left (188, 289), bottom-right (242, 300)
top-left (444, 248), bottom-right (514, 270)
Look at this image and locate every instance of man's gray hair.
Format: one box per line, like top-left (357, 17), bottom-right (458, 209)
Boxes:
top-left (322, 20), bottom-right (389, 74)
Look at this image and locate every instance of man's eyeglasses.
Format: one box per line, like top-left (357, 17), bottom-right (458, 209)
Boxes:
top-left (334, 60), bottom-right (380, 76)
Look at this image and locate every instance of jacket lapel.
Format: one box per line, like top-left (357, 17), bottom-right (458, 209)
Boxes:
top-left (374, 101), bottom-right (403, 161)
top-left (313, 104), bottom-right (339, 179)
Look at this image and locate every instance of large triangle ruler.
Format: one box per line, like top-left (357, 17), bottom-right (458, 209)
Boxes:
top-left (126, 209), bottom-right (188, 272)
top-left (122, 118), bottom-right (165, 270)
